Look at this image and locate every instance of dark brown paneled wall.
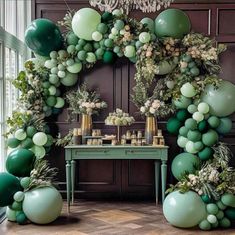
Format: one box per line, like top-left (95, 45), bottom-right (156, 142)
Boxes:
top-left (32, 0), bottom-right (235, 200)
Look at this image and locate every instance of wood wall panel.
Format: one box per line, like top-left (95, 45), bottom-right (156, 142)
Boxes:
top-left (33, 0), bottom-right (235, 200)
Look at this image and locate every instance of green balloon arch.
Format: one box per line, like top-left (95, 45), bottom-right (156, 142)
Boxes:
top-left (2, 7), bottom-right (235, 230)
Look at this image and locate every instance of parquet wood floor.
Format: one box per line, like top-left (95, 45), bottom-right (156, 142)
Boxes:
top-left (1, 200), bottom-right (235, 235)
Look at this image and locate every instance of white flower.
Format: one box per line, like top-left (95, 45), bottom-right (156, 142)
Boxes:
top-left (149, 107), bottom-right (155, 114)
top-left (145, 100), bottom-right (151, 107)
top-left (198, 190), bottom-right (203, 195)
top-left (90, 102), bottom-right (95, 108)
top-left (152, 100), bottom-right (161, 109)
top-left (140, 106), bottom-right (146, 113)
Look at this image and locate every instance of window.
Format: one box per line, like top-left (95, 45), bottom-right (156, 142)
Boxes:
top-left (0, 0), bottom-right (31, 172)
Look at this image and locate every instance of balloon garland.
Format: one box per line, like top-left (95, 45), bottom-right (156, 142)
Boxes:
top-left (1, 7), bottom-right (235, 229)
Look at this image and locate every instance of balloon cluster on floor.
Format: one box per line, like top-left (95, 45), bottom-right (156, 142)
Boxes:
top-left (2, 6), bottom-right (235, 229)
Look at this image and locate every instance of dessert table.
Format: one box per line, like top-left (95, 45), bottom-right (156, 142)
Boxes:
top-left (65, 145), bottom-right (168, 212)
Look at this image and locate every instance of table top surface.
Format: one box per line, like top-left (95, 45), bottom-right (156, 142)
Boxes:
top-left (65, 145), bottom-right (169, 149)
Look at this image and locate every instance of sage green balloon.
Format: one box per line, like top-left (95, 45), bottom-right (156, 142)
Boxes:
top-left (216, 118), bottom-right (232, 135)
top-left (163, 190), bottom-right (206, 228)
top-left (124, 45), bottom-right (136, 58)
top-left (72, 8), bottom-right (101, 41)
top-left (7, 138), bottom-right (21, 148)
top-left (140, 17), bottom-right (154, 33)
top-left (171, 152), bottom-right (200, 180)
top-left (208, 116), bottom-right (220, 128)
top-left (155, 9), bottom-right (191, 39)
top-left (30, 145), bottom-right (46, 159)
top-left (22, 187), bottom-right (63, 224)
top-left (60, 72), bottom-right (78, 86)
top-left (157, 60), bottom-right (177, 75)
top-left (201, 80), bottom-right (235, 117)
top-left (173, 95), bottom-right (192, 109)
top-left (202, 130), bottom-right (219, 146)
top-left (54, 97), bottom-right (65, 109)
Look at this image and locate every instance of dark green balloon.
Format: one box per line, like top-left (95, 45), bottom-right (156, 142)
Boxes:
top-left (0, 173), bottom-right (22, 207)
top-left (198, 147), bottom-right (214, 161)
top-left (103, 51), bottom-right (116, 64)
top-left (198, 120), bottom-right (208, 133)
top-left (166, 117), bottom-right (182, 135)
top-left (101, 12), bottom-right (113, 22)
top-left (44, 135), bottom-right (54, 147)
top-left (6, 149), bottom-right (35, 177)
top-left (176, 109), bottom-right (190, 122)
top-left (25, 18), bottom-right (63, 56)
top-left (16, 211), bottom-right (28, 225)
top-left (225, 208), bottom-right (235, 220)
top-left (201, 194), bottom-right (214, 204)
top-left (7, 138), bottom-right (21, 148)
top-left (155, 9), bottom-right (191, 39)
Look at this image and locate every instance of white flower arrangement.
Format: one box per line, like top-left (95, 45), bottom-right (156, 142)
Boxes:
top-left (66, 83), bottom-right (107, 116)
top-left (140, 99), bottom-right (162, 117)
top-left (105, 108), bottom-right (135, 126)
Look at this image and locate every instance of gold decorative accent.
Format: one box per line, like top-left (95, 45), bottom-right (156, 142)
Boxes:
top-left (81, 114), bottom-right (92, 137)
top-left (145, 116), bottom-right (157, 145)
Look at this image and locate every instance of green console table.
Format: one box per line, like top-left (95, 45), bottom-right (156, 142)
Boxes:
top-left (65, 145), bottom-right (168, 212)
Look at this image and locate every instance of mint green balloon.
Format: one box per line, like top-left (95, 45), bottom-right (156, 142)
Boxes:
top-left (140, 17), bottom-right (154, 33)
top-left (177, 136), bottom-right (188, 148)
top-left (124, 45), bottom-right (136, 58)
top-left (15, 129), bottom-right (27, 140)
top-left (54, 97), bottom-right (65, 108)
top-left (6, 207), bottom-right (17, 221)
top-left (60, 72), bottom-right (78, 86)
top-left (92, 31), bottom-right (103, 41)
top-left (33, 132), bottom-right (47, 146)
top-left (67, 62), bottom-right (82, 74)
top-left (155, 9), bottom-right (191, 39)
top-left (185, 141), bottom-right (198, 154)
top-left (72, 8), bottom-right (101, 41)
top-left (139, 32), bottom-right (151, 44)
top-left (23, 187), bottom-right (62, 224)
top-left (180, 82), bottom-right (196, 98)
top-left (171, 152), bottom-right (200, 179)
top-left (201, 80), bottom-right (235, 117)
top-left (86, 52), bottom-right (97, 63)
top-left (173, 96), bottom-right (192, 109)
top-left (30, 145), bottom-right (46, 159)
top-left (163, 190), bottom-right (206, 228)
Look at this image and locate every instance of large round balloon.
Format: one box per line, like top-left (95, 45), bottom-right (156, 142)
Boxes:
top-left (155, 9), bottom-right (191, 39)
top-left (0, 173), bottom-right (22, 207)
top-left (201, 80), bottom-right (235, 117)
top-left (171, 152), bottom-right (200, 179)
top-left (163, 190), bottom-right (206, 228)
top-left (6, 149), bottom-right (35, 177)
top-left (25, 19), bottom-right (63, 56)
top-left (72, 8), bottom-right (101, 41)
top-left (23, 187), bottom-right (63, 224)
top-left (216, 118), bottom-right (232, 135)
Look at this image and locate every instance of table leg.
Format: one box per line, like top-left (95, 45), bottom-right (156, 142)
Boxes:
top-left (161, 160), bottom-right (167, 203)
top-left (154, 161), bottom-right (160, 205)
top-left (66, 160), bottom-right (71, 213)
top-left (71, 160), bottom-right (76, 205)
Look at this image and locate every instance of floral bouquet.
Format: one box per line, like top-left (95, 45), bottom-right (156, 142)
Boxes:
top-left (140, 99), bottom-right (162, 117)
top-left (105, 108), bottom-right (135, 126)
top-left (66, 83), bottom-right (107, 116)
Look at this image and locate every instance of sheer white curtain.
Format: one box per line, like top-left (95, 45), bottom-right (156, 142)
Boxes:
top-left (0, 0), bottom-right (31, 172)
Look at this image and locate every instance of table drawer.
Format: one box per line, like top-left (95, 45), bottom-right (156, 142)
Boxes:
top-left (72, 149), bottom-right (124, 158)
top-left (125, 149), bottom-right (166, 159)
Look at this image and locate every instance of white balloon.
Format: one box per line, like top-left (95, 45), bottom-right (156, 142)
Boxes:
top-left (198, 102), bottom-right (210, 114)
top-left (32, 132), bottom-right (48, 146)
top-left (193, 112), bottom-right (204, 122)
top-left (15, 129), bottom-right (27, 141)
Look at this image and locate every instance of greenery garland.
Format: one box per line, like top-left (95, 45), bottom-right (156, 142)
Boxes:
top-left (1, 7), bottom-right (235, 230)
